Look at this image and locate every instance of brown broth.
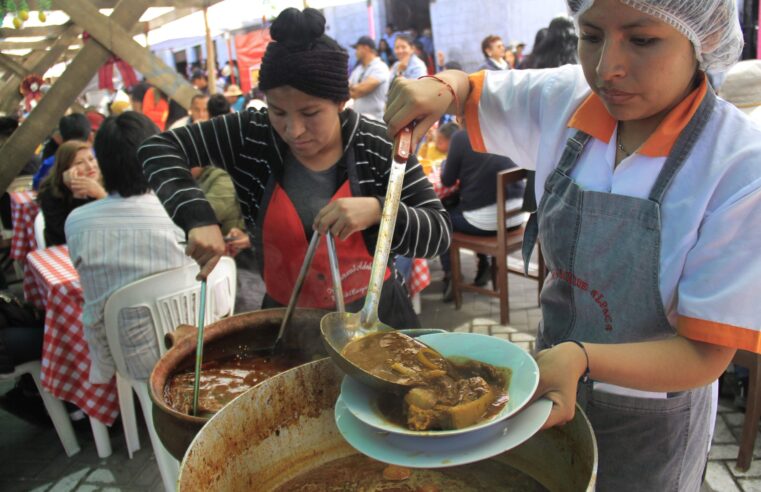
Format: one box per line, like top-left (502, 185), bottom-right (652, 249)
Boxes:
top-left (341, 331), bottom-right (448, 386)
top-left (343, 332), bottom-right (512, 431)
top-left (273, 454), bottom-right (548, 491)
top-left (164, 351), bottom-right (306, 415)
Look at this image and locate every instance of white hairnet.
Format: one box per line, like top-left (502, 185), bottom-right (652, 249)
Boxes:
top-left (567, 0), bottom-right (744, 72)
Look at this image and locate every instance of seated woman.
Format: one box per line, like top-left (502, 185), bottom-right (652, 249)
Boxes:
top-left (37, 140), bottom-right (106, 246)
top-left (138, 8), bottom-right (450, 329)
top-left (439, 129), bottom-right (526, 300)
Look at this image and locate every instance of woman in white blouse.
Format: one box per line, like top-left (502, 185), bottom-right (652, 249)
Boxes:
top-left (386, 0), bottom-right (760, 489)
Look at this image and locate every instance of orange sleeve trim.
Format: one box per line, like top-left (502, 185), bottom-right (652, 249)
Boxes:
top-left (465, 71), bottom-right (486, 153)
top-left (678, 315), bottom-right (761, 354)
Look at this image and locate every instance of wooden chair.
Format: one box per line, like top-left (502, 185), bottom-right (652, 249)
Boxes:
top-left (732, 350), bottom-right (761, 471)
top-left (450, 168), bottom-right (545, 326)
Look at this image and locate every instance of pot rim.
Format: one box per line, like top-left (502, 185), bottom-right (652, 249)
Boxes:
top-left (148, 308), bottom-right (329, 424)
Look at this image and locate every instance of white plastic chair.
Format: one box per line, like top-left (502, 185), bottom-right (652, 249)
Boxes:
top-left (0, 360), bottom-right (80, 457)
top-left (33, 212), bottom-right (45, 250)
top-left (103, 257), bottom-right (236, 492)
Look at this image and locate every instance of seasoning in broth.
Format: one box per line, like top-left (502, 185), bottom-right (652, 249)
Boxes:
top-left (164, 352), bottom-right (305, 415)
top-left (342, 332), bottom-right (511, 431)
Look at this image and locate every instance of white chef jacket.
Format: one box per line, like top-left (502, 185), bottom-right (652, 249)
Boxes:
top-left (465, 65), bottom-right (761, 352)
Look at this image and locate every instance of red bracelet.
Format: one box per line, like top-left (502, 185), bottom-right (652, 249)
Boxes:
top-left (419, 74), bottom-right (461, 115)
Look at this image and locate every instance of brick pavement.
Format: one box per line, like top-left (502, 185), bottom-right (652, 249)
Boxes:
top-left (0, 250), bottom-right (759, 490)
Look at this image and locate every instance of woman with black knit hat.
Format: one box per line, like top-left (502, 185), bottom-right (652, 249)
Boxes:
top-left (138, 7), bottom-right (450, 329)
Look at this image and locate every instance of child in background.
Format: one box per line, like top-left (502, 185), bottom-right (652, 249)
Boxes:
top-left (417, 122), bottom-right (459, 171)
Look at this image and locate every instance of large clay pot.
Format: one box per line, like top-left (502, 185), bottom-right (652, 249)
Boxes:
top-left (178, 358), bottom-right (598, 491)
top-left (148, 308), bottom-right (329, 460)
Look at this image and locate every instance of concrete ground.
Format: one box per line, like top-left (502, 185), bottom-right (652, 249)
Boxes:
top-left (0, 251), bottom-right (759, 491)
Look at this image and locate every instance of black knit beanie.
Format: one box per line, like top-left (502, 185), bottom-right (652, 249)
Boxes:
top-left (259, 8), bottom-right (349, 103)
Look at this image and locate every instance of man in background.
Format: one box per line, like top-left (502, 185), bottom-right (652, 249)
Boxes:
top-left (190, 70), bottom-right (209, 95)
top-left (348, 36), bottom-right (391, 121)
top-left (169, 94), bottom-right (210, 129)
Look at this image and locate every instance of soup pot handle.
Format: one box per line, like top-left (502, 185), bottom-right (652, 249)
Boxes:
top-left (165, 324), bottom-right (198, 350)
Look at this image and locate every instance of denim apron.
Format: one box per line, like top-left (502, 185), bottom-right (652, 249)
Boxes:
top-left (522, 89), bottom-right (716, 491)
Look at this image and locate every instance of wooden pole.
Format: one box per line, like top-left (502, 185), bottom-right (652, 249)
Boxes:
top-left (59, 0), bottom-right (198, 108)
top-left (204, 7), bottom-right (217, 94)
top-left (0, 0), bottom-right (149, 191)
top-left (225, 33), bottom-right (236, 86)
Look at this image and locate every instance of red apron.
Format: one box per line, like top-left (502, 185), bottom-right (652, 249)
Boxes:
top-left (262, 181), bottom-right (390, 309)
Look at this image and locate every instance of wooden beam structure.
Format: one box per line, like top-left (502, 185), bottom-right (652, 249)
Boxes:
top-left (21, 0), bottom-right (217, 9)
top-left (0, 0), bottom-right (150, 191)
top-left (0, 39), bottom-right (82, 50)
top-left (58, 0), bottom-right (197, 108)
top-left (0, 23), bottom-right (80, 114)
top-left (0, 51), bottom-right (47, 115)
top-left (0, 53), bottom-right (28, 78)
top-left (28, 24), bottom-right (81, 75)
top-left (0, 24), bottom-right (70, 38)
top-left (131, 1), bottom-right (225, 35)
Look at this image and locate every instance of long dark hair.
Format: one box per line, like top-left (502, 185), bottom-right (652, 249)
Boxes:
top-left (522, 17), bottom-right (578, 69)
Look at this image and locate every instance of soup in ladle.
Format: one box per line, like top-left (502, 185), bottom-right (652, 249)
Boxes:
top-left (342, 332), bottom-right (510, 431)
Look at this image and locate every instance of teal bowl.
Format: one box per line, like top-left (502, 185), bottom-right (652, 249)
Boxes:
top-left (340, 332), bottom-right (540, 437)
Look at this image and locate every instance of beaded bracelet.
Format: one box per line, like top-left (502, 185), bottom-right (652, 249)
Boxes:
top-left (418, 74), bottom-right (462, 115)
top-left (557, 339), bottom-right (590, 383)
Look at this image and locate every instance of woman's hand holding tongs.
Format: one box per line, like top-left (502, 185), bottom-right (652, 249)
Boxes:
top-left (186, 224), bottom-right (226, 280)
top-left (313, 197), bottom-right (382, 241)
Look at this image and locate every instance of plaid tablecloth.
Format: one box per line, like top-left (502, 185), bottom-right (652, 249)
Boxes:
top-left (427, 166), bottom-right (459, 200)
top-left (10, 191), bottom-right (43, 307)
top-left (27, 245), bottom-right (119, 426)
top-left (10, 190), bottom-right (39, 261)
top-left (407, 258), bottom-right (431, 297)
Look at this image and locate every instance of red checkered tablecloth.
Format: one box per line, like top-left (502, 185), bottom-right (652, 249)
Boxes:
top-left (10, 190), bottom-right (39, 261)
top-left (407, 258), bottom-right (431, 297)
top-left (27, 245), bottom-right (119, 426)
top-left (427, 166), bottom-right (459, 200)
top-left (9, 191), bottom-right (44, 307)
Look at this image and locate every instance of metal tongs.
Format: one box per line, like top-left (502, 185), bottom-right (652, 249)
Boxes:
top-left (191, 231), bottom-right (344, 415)
top-left (271, 231), bottom-right (344, 354)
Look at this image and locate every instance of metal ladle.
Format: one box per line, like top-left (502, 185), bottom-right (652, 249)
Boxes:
top-left (191, 279), bottom-right (207, 416)
top-left (320, 125), bottom-right (421, 394)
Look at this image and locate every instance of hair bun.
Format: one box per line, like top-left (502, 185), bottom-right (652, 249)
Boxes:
top-left (270, 8), bottom-right (326, 50)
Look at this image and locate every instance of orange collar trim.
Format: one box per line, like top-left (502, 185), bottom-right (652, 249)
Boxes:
top-left (567, 75), bottom-right (708, 158)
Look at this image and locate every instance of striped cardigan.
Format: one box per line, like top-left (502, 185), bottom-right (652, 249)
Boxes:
top-left (138, 108), bottom-right (451, 262)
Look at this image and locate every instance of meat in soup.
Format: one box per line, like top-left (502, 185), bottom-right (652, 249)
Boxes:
top-left (342, 332), bottom-right (510, 431)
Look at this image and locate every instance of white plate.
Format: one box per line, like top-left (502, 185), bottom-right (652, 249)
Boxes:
top-left (335, 395), bottom-right (552, 469)
top-left (340, 332), bottom-right (540, 437)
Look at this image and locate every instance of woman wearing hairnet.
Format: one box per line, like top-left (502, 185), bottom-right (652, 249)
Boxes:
top-left (386, 0), bottom-right (759, 489)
